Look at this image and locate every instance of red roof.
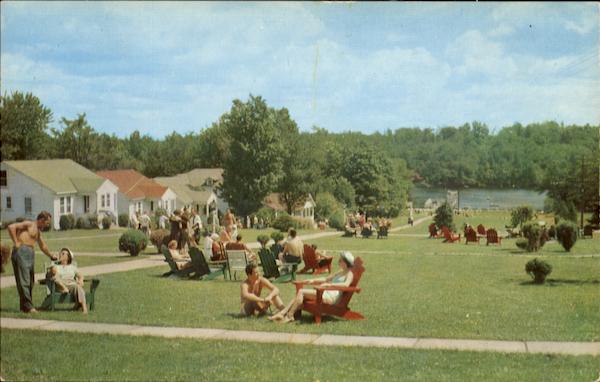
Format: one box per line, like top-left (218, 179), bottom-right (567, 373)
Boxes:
top-left (96, 169), bottom-right (168, 199)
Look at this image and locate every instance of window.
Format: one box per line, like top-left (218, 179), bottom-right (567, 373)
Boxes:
top-left (150, 201), bottom-right (154, 211)
top-left (0, 170), bottom-right (6, 187)
top-left (101, 195), bottom-right (105, 208)
top-left (60, 197), bottom-right (65, 214)
top-left (66, 196), bottom-right (72, 213)
top-left (6, 196), bottom-right (12, 209)
top-left (84, 195), bottom-right (90, 213)
top-left (25, 197), bottom-right (32, 214)
top-left (106, 193), bottom-right (110, 207)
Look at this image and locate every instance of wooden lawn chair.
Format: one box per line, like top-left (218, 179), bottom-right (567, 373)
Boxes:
top-left (226, 249), bottom-right (249, 280)
top-left (486, 228), bottom-right (502, 246)
top-left (161, 246), bottom-right (195, 278)
top-left (428, 223), bottom-right (440, 238)
top-left (477, 224), bottom-right (486, 236)
top-left (257, 248), bottom-right (297, 283)
top-left (39, 261), bottom-right (100, 311)
top-left (464, 227), bottom-right (480, 244)
top-left (377, 226), bottom-right (388, 239)
top-left (188, 247), bottom-right (226, 280)
top-left (293, 257), bottom-right (365, 325)
top-left (298, 244), bottom-right (332, 275)
top-left (441, 226), bottom-right (461, 243)
top-left (360, 227), bottom-right (373, 239)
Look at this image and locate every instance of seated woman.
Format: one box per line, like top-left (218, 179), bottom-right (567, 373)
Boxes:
top-left (226, 235), bottom-right (257, 263)
top-left (240, 263), bottom-right (284, 317)
top-left (311, 244), bottom-right (333, 267)
top-left (49, 248), bottom-right (88, 314)
top-left (167, 240), bottom-right (192, 270)
top-left (269, 251), bottom-right (355, 323)
top-left (219, 226), bottom-right (232, 244)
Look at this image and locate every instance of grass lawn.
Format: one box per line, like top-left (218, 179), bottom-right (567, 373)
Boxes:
top-left (1, 238), bottom-right (598, 341)
top-left (2, 329), bottom-right (598, 382)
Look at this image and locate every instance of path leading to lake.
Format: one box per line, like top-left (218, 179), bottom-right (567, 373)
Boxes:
top-left (1, 317), bottom-right (597, 356)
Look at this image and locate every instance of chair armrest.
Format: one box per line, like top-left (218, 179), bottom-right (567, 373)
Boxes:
top-left (314, 286), bottom-right (362, 293)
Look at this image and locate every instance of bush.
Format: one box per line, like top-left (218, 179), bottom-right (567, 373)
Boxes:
top-left (118, 214), bottom-right (129, 228)
top-left (547, 225), bottom-right (556, 240)
top-left (519, 221), bottom-right (548, 252)
top-left (525, 258), bottom-right (552, 284)
top-left (434, 202), bottom-right (454, 232)
top-left (328, 209), bottom-right (346, 231)
top-left (270, 231), bottom-right (285, 243)
top-left (76, 216), bottom-right (90, 229)
top-left (271, 213), bottom-right (299, 232)
top-left (295, 217), bottom-right (314, 230)
top-left (257, 234), bottom-right (270, 248)
top-left (118, 230), bottom-right (147, 256)
top-left (511, 205), bottom-right (533, 229)
top-left (59, 214), bottom-right (75, 230)
top-left (515, 238), bottom-right (529, 250)
top-left (556, 221), bottom-right (578, 252)
top-left (255, 207), bottom-right (275, 226)
top-left (101, 216), bottom-right (112, 230)
top-left (150, 229), bottom-right (170, 253)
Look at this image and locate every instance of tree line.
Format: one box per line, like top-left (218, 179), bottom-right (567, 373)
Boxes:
top-left (1, 90), bottom-right (598, 221)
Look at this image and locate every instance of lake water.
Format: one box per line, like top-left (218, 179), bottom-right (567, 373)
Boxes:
top-left (411, 187), bottom-right (547, 210)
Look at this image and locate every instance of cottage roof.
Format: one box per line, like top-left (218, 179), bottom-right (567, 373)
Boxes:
top-left (97, 169), bottom-right (168, 200)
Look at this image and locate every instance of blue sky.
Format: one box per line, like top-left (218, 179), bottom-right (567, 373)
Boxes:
top-left (1, 2), bottom-right (598, 138)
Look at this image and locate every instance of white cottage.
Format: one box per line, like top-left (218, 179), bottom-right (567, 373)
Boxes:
top-left (96, 169), bottom-right (177, 219)
top-left (0, 159), bottom-right (119, 230)
top-left (263, 193), bottom-right (316, 222)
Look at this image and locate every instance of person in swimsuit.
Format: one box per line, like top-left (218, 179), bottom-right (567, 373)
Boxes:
top-left (269, 251), bottom-right (355, 323)
top-left (240, 263), bottom-right (284, 316)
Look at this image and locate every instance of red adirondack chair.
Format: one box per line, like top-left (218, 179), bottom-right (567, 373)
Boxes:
top-left (428, 223), bottom-right (441, 238)
top-left (464, 227), bottom-right (480, 244)
top-left (298, 244), bottom-right (332, 275)
top-left (441, 226), bottom-right (461, 243)
top-left (486, 228), bottom-right (502, 245)
top-left (293, 257), bottom-right (365, 324)
top-left (477, 224), bottom-right (486, 236)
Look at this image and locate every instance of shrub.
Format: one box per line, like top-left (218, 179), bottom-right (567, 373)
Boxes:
top-left (255, 207), bottom-right (275, 226)
top-left (118, 230), bottom-right (147, 256)
top-left (515, 238), bottom-right (528, 250)
top-left (547, 225), bottom-right (556, 240)
top-left (150, 229), bottom-right (170, 253)
top-left (295, 217), bottom-right (314, 230)
top-left (434, 202), bottom-right (454, 232)
top-left (59, 214), bottom-right (75, 230)
top-left (101, 216), bottom-right (112, 230)
top-left (520, 221), bottom-right (547, 252)
top-left (270, 231), bottom-right (285, 243)
top-left (271, 213), bottom-right (299, 232)
top-left (511, 205), bottom-right (533, 229)
top-left (525, 258), bottom-right (552, 284)
top-left (76, 216), bottom-right (90, 229)
top-left (328, 209), bottom-right (346, 231)
top-left (118, 214), bottom-right (129, 228)
top-left (556, 221), bottom-right (578, 252)
top-left (256, 234), bottom-right (270, 248)
top-left (87, 214), bottom-right (99, 229)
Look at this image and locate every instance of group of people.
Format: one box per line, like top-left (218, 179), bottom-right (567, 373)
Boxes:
top-left (345, 212), bottom-right (393, 235)
top-left (5, 212), bottom-right (88, 314)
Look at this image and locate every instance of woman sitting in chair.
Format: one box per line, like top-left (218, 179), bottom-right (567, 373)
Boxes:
top-left (167, 240), bottom-right (192, 270)
top-left (269, 251), bottom-right (355, 323)
top-left (49, 248), bottom-right (87, 314)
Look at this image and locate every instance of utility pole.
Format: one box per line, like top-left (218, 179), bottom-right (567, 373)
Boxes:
top-left (580, 156), bottom-right (585, 229)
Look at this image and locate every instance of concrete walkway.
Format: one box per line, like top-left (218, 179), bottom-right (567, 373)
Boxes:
top-left (1, 317), bottom-right (598, 356)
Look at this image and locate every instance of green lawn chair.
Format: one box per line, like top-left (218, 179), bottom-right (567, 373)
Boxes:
top-left (188, 247), bottom-right (226, 281)
top-left (39, 262), bottom-right (100, 311)
top-left (257, 248), bottom-right (297, 283)
top-left (161, 246), bottom-right (196, 279)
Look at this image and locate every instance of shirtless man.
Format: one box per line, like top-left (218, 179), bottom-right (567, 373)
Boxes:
top-left (7, 211), bottom-right (57, 313)
top-left (240, 263), bottom-right (284, 317)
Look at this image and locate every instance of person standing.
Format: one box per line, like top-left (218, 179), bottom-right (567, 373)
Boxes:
top-left (7, 211), bottom-right (57, 313)
top-left (169, 210), bottom-right (182, 247)
top-left (191, 208), bottom-right (203, 244)
top-left (139, 211), bottom-right (151, 237)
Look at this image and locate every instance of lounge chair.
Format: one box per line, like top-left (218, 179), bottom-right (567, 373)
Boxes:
top-left (486, 228), bottom-right (502, 246)
top-left (464, 227), bottom-right (480, 244)
top-left (188, 247), bottom-right (227, 280)
top-left (441, 226), bottom-right (461, 243)
top-left (257, 248), bottom-right (297, 283)
top-left (298, 244), bottom-right (332, 275)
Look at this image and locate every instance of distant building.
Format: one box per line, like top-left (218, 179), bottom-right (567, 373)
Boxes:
top-left (96, 169), bottom-right (177, 218)
top-left (263, 193), bottom-right (316, 222)
top-left (1, 159), bottom-right (118, 229)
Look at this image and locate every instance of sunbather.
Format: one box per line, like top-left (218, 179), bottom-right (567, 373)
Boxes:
top-left (240, 263), bottom-right (284, 316)
top-left (49, 248), bottom-right (87, 314)
top-left (167, 240), bottom-right (192, 271)
top-left (269, 251), bottom-right (355, 323)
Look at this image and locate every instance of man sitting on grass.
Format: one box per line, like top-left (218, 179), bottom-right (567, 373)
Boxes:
top-left (240, 263), bottom-right (284, 317)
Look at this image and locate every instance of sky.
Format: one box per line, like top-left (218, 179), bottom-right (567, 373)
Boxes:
top-left (1, 2), bottom-right (598, 138)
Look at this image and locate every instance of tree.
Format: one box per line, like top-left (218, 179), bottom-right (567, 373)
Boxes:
top-left (0, 91), bottom-right (53, 160)
top-left (434, 202), bottom-right (455, 231)
top-left (52, 114), bottom-right (97, 168)
top-left (219, 95), bottom-right (285, 216)
top-left (511, 205), bottom-right (534, 229)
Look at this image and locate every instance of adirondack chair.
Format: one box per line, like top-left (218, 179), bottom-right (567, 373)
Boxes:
top-left (477, 224), bottom-right (487, 236)
top-left (38, 262), bottom-right (100, 311)
top-left (293, 257), bottom-right (365, 325)
top-left (486, 228), bottom-right (502, 246)
top-left (188, 247), bottom-right (226, 280)
top-left (161, 246), bottom-right (196, 278)
top-left (257, 248), bottom-right (297, 283)
top-left (360, 227), bottom-right (373, 239)
top-left (428, 223), bottom-right (440, 238)
top-left (441, 226), bottom-right (461, 243)
top-left (226, 249), bottom-right (250, 280)
top-left (377, 226), bottom-right (388, 239)
top-left (464, 227), bottom-right (480, 244)
top-left (343, 227), bottom-right (357, 237)
top-left (298, 244), bottom-right (332, 275)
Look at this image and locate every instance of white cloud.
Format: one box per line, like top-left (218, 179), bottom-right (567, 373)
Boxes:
top-left (488, 24), bottom-right (514, 38)
top-left (564, 11), bottom-right (597, 35)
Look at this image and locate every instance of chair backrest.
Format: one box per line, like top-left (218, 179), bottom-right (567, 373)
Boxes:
top-left (302, 244), bottom-right (319, 269)
top-left (226, 242), bottom-right (245, 251)
top-left (227, 250), bottom-right (249, 274)
top-left (477, 224), bottom-right (486, 236)
top-left (465, 227), bottom-right (477, 241)
top-left (270, 243), bottom-right (283, 258)
top-left (161, 246), bottom-right (179, 272)
top-left (337, 257), bottom-right (365, 308)
top-left (258, 248), bottom-right (280, 278)
top-left (211, 242), bottom-right (226, 261)
top-left (487, 228), bottom-right (499, 243)
top-left (188, 247), bottom-right (210, 275)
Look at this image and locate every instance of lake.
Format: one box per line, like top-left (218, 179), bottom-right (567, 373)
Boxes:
top-left (411, 187), bottom-right (547, 210)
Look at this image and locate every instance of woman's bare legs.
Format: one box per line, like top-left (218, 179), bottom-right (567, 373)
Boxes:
top-left (269, 289), bottom-right (317, 322)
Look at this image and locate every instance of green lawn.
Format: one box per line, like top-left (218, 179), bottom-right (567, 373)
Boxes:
top-left (2, 244), bottom-right (598, 341)
top-left (1, 329), bottom-right (598, 382)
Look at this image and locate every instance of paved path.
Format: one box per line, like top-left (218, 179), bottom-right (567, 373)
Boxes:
top-left (1, 317), bottom-right (597, 356)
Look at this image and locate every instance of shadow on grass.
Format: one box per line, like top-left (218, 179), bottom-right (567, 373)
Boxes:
top-left (518, 278), bottom-right (600, 286)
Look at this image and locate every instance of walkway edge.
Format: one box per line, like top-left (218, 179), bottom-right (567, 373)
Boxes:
top-left (1, 318), bottom-right (598, 356)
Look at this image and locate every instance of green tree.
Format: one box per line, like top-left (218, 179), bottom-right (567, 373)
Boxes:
top-left (434, 202), bottom-right (455, 231)
top-left (511, 205), bottom-right (534, 229)
top-left (52, 113), bottom-right (97, 168)
top-left (219, 95), bottom-right (285, 216)
top-left (0, 91), bottom-right (53, 160)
